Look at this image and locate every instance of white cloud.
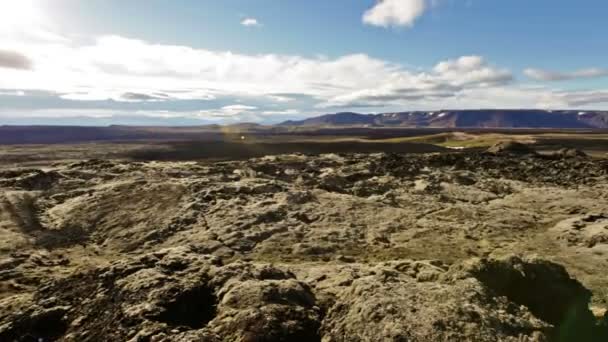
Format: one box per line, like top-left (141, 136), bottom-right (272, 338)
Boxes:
top-left (193, 104), bottom-right (268, 122)
top-left (241, 18), bottom-right (261, 27)
top-left (363, 0), bottom-right (428, 28)
top-left (0, 108), bottom-right (230, 126)
top-left (199, 105), bottom-right (258, 117)
top-left (261, 109), bottom-right (299, 116)
top-left (0, 108), bottom-right (117, 119)
top-left (434, 55), bottom-right (484, 73)
top-left (267, 95), bottom-right (295, 103)
top-left (433, 55), bottom-right (512, 86)
top-left (524, 67), bottom-right (608, 81)
top-left (0, 89), bottom-right (25, 96)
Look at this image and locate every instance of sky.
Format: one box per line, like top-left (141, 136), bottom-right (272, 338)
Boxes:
top-left (1, 0), bottom-right (608, 125)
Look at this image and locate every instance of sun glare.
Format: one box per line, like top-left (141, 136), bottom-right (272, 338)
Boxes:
top-left (0, 0), bottom-right (47, 32)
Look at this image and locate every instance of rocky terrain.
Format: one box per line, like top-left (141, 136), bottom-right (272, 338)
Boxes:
top-left (1, 144), bottom-right (608, 341)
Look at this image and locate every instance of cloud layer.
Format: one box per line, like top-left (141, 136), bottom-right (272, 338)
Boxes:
top-left (524, 68), bottom-right (608, 81)
top-left (0, 35), bottom-right (520, 111)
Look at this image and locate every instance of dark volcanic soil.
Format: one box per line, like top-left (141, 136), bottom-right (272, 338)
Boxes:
top-left (1, 149), bottom-right (608, 341)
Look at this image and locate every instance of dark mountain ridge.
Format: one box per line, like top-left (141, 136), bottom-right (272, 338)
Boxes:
top-left (280, 110), bottom-right (608, 128)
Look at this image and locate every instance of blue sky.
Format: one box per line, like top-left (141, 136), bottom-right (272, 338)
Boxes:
top-left (1, 0), bottom-right (608, 125)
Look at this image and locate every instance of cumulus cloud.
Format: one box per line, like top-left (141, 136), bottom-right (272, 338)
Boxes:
top-left (433, 55), bottom-right (513, 86)
top-left (319, 55), bottom-right (512, 108)
top-left (0, 49), bottom-right (32, 70)
top-left (363, 0), bottom-right (428, 28)
top-left (241, 18), bottom-right (261, 27)
top-left (524, 68), bottom-right (608, 81)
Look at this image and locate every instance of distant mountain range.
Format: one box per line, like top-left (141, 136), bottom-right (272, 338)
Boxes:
top-left (279, 110), bottom-right (608, 128)
top-left (2, 110), bottom-right (608, 144)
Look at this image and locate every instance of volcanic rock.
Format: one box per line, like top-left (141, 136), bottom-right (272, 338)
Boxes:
top-left (486, 141), bottom-right (537, 156)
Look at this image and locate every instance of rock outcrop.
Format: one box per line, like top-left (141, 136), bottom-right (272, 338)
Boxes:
top-left (1, 250), bottom-right (606, 341)
top-left (485, 141), bottom-right (537, 156)
top-left (0, 247), bottom-right (322, 342)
